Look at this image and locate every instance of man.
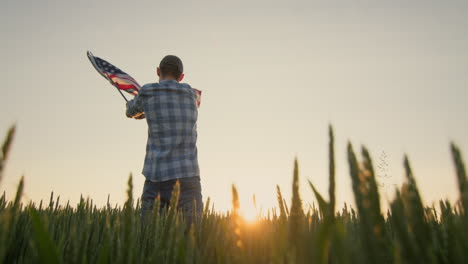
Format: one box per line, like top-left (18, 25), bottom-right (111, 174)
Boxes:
top-left (126, 55), bottom-right (202, 225)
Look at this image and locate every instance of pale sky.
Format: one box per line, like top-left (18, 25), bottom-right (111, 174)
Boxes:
top-left (1, 0), bottom-right (467, 215)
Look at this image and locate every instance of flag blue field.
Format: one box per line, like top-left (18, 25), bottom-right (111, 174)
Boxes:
top-left (87, 51), bottom-right (141, 96)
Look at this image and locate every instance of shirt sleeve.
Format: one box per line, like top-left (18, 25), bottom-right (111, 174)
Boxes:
top-left (126, 93), bottom-right (145, 118)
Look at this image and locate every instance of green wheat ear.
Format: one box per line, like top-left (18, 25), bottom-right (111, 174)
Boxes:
top-left (125, 173), bottom-right (134, 209)
top-left (290, 157), bottom-right (304, 218)
top-left (401, 155), bottom-right (433, 263)
top-left (169, 179), bottom-right (181, 211)
top-left (348, 142), bottom-right (388, 263)
top-left (123, 173), bottom-right (136, 263)
top-left (0, 125), bottom-right (16, 184)
top-left (231, 184), bottom-right (240, 213)
top-left (276, 185), bottom-right (287, 219)
top-left (328, 124), bottom-right (336, 219)
top-left (13, 176), bottom-right (24, 212)
top-left (289, 157), bottom-right (307, 262)
top-left (451, 143), bottom-right (468, 215)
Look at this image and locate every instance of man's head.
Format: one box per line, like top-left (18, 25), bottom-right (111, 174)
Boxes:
top-left (157, 55), bottom-right (184, 82)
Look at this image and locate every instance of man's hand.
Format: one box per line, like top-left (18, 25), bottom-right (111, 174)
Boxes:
top-left (133, 113), bottom-right (146, 119)
top-left (126, 100), bottom-right (145, 119)
top-left (125, 94), bottom-right (145, 119)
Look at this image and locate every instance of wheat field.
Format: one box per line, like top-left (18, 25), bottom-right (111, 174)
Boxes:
top-left (0, 125), bottom-right (467, 264)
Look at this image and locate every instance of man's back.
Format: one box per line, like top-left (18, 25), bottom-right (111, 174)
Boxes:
top-left (127, 79), bottom-right (200, 182)
top-left (128, 55), bottom-right (203, 224)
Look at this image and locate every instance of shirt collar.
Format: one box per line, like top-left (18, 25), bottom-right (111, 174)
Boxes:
top-left (159, 79), bottom-right (178, 84)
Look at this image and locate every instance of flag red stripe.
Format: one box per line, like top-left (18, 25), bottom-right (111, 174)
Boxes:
top-left (109, 74), bottom-right (141, 89)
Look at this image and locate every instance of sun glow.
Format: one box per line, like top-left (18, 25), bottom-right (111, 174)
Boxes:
top-left (240, 206), bottom-right (259, 224)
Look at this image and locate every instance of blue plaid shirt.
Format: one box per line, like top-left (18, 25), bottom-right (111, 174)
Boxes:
top-left (126, 80), bottom-right (200, 182)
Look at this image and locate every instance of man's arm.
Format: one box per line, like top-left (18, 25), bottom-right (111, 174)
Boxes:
top-left (126, 93), bottom-right (145, 119)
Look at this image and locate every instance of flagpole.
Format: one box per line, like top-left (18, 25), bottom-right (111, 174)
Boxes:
top-left (108, 78), bottom-right (129, 102)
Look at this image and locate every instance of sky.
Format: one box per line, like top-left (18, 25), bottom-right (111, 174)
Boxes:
top-left (1, 0), bottom-right (467, 216)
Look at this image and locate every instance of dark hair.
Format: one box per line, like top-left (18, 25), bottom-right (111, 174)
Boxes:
top-left (160, 65), bottom-right (182, 79)
top-left (159, 55), bottom-right (183, 79)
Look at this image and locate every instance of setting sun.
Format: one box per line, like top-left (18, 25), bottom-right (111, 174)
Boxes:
top-left (239, 204), bottom-right (260, 224)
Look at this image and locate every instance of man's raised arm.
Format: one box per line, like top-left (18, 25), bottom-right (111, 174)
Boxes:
top-left (126, 94), bottom-right (145, 119)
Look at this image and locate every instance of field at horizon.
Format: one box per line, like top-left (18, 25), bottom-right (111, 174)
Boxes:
top-left (1, 125), bottom-right (468, 263)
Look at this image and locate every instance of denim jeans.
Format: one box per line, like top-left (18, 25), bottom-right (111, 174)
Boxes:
top-left (140, 176), bottom-right (203, 225)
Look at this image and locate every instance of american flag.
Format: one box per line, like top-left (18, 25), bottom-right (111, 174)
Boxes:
top-left (87, 51), bottom-right (141, 95)
top-left (87, 51), bottom-right (201, 108)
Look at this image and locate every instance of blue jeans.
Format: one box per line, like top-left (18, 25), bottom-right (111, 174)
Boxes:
top-left (140, 176), bottom-right (203, 225)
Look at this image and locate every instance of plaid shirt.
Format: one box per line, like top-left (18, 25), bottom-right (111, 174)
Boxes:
top-left (126, 80), bottom-right (200, 182)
